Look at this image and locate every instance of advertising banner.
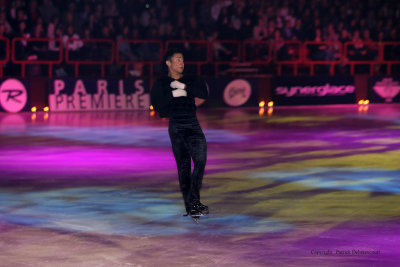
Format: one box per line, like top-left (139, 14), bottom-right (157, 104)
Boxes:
top-left (201, 78), bottom-right (259, 108)
top-left (369, 77), bottom-right (400, 103)
top-left (48, 78), bottom-right (150, 111)
top-left (272, 76), bottom-right (355, 105)
top-left (0, 78), bottom-right (30, 113)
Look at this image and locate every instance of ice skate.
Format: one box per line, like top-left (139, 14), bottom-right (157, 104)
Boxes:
top-left (189, 209), bottom-right (203, 223)
top-left (191, 200), bottom-right (209, 216)
top-left (187, 201), bottom-right (209, 223)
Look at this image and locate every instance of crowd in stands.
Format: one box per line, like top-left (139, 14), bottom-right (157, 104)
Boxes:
top-left (0, 0), bottom-right (399, 76)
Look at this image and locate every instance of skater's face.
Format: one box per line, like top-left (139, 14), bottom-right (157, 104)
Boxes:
top-left (166, 53), bottom-right (184, 77)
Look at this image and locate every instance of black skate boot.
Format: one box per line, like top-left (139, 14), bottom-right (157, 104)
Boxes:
top-left (191, 200), bottom-right (209, 216)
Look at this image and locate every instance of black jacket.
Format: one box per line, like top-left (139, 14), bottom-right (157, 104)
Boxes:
top-left (150, 75), bottom-right (209, 118)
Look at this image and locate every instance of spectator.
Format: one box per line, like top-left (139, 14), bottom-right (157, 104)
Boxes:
top-left (239, 17), bottom-right (253, 40)
top-left (9, 0), bottom-right (25, 22)
top-left (292, 19), bottom-right (305, 41)
top-left (27, 23), bottom-right (47, 60)
top-left (13, 20), bottom-right (30, 61)
top-left (363, 29), bottom-right (378, 60)
top-left (271, 29), bottom-right (288, 60)
top-left (282, 19), bottom-right (293, 40)
top-left (47, 16), bottom-right (60, 39)
top-left (105, 17), bottom-right (117, 39)
top-left (253, 17), bottom-right (268, 41)
top-left (0, 11), bottom-right (13, 35)
top-left (187, 17), bottom-right (199, 40)
top-left (79, 3), bottom-right (92, 26)
top-left (117, 25), bottom-right (135, 61)
top-left (48, 25), bottom-right (63, 52)
top-left (63, 24), bottom-right (83, 51)
top-left (208, 30), bottom-right (231, 61)
top-left (63, 12), bottom-right (80, 34)
top-left (87, 13), bottom-right (101, 38)
top-left (12, 8), bottom-right (28, 32)
top-left (116, 16), bottom-right (126, 37)
top-left (230, 3), bottom-right (245, 39)
top-left (211, 0), bottom-right (232, 22)
top-left (0, 23), bottom-right (8, 39)
top-left (130, 14), bottom-right (142, 39)
top-left (217, 6), bottom-right (233, 39)
top-left (27, 0), bottom-right (40, 24)
top-left (347, 30), bottom-right (368, 60)
top-left (39, 0), bottom-right (59, 25)
top-left (104, 0), bottom-right (118, 17)
top-left (339, 28), bottom-right (351, 44)
top-left (161, 23), bottom-right (175, 42)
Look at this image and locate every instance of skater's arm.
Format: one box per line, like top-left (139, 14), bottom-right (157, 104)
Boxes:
top-left (151, 79), bottom-right (173, 115)
top-left (184, 76), bottom-right (209, 100)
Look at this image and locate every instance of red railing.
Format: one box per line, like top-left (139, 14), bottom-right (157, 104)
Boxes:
top-left (0, 37), bottom-right (10, 77)
top-left (303, 41), bottom-right (343, 75)
top-left (4, 38), bottom-right (400, 78)
top-left (116, 39), bottom-right (162, 86)
top-left (381, 42), bottom-right (400, 75)
top-left (242, 40), bottom-right (272, 64)
top-left (209, 40), bottom-right (240, 76)
top-left (274, 40), bottom-right (302, 75)
top-left (344, 41), bottom-right (381, 75)
top-left (65, 38), bottom-right (114, 77)
top-left (11, 37), bottom-right (63, 78)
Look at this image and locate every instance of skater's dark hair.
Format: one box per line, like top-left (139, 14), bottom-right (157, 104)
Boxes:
top-left (162, 48), bottom-right (184, 73)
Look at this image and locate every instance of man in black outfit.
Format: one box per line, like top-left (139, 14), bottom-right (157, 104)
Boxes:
top-left (151, 49), bottom-right (209, 218)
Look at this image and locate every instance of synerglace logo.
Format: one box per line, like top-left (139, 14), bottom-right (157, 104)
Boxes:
top-left (276, 84), bottom-right (355, 97)
top-left (0, 79), bottom-right (28, 113)
top-left (223, 79), bottom-right (251, 107)
top-left (373, 78), bottom-right (400, 102)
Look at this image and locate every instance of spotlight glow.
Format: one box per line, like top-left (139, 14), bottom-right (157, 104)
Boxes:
top-left (43, 106), bottom-right (49, 112)
top-left (267, 101), bottom-right (274, 107)
top-left (259, 101), bottom-right (266, 108)
top-left (358, 99), bottom-right (370, 105)
top-left (31, 106), bottom-right (37, 112)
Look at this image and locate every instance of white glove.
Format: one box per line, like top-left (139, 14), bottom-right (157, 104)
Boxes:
top-left (172, 89), bottom-right (187, 97)
top-left (170, 80), bottom-right (186, 90)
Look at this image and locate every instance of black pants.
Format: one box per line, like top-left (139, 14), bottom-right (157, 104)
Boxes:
top-left (168, 116), bottom-right (207, 211)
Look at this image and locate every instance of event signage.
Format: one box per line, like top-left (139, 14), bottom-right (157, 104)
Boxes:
top-left (0, 78), bottom-right (29, 113)
top-left (48, 78), bottom-right (150, 111)
top-left (369, 77), bottom-right (400, 103)
top-left (273, 76), bottom-right (355, 105)
top-left (223, 79), bottom-right (252, 107)
top-left (201, 78), bottom-right (258, 107)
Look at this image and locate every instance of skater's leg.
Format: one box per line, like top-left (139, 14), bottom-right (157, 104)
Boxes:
top-left (186, 121), bottom-right (207, 206)
top-left (169, 121), bottom-right (192, 212)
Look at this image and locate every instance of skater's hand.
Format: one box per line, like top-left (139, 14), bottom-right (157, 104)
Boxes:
top-left (172, 89), bottom-right (187, 97)
top-left (170, 80), bottom-right (186, 90)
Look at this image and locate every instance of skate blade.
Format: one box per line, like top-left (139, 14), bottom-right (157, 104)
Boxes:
top-left (190, 213), bottom-right (204, 217)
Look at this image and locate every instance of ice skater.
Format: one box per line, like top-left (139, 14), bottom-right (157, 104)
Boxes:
top-left (150, 49), bottom-right (209, 221)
